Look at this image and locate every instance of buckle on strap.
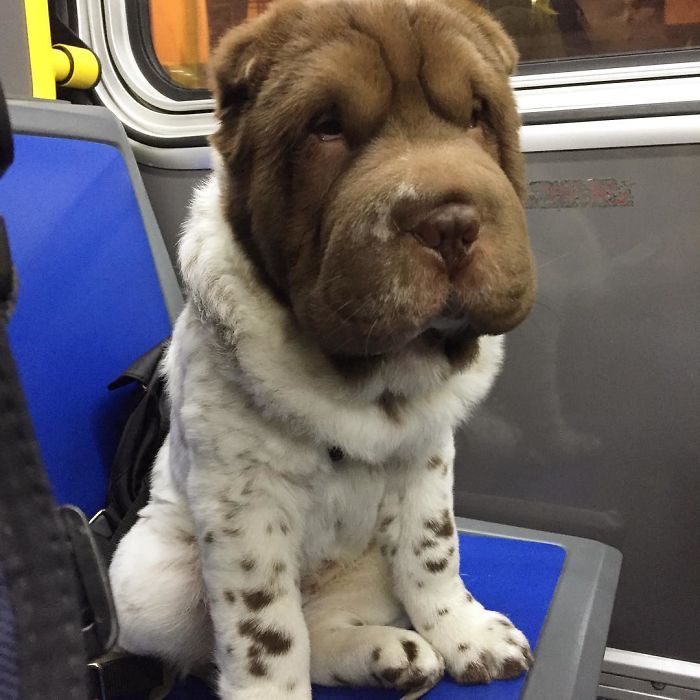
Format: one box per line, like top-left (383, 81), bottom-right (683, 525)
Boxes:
top-left (60, 505), bottom-right (118, 660)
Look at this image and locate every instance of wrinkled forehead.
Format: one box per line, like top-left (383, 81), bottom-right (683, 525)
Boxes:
top-left (295, 0), bottom-right (497, 78)
top-left (266, 0), bottom-right (506, 122)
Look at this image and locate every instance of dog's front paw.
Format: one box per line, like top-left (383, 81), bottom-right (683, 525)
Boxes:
top-left (434, 609), bottom-right (533, 684)
top-left (368, 630), bottom-right (445, 695)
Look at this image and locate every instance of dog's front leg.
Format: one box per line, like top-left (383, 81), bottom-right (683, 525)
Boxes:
top-left (187, 459), bottom-right (311, 700)
top-left (387, 438), bottom-right (533, 685)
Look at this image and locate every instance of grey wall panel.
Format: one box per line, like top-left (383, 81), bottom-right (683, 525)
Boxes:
top-left (454, 144), bottom-right (700, 663)
top-left (138, 165), bottom-right (208, 277)
top-left (0, 0), bottom-right (32, 98)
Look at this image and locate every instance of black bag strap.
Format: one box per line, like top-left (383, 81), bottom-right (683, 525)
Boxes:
top-left (91, 339), bottom-right (170, 561)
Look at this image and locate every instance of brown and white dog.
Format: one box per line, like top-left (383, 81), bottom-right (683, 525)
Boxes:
top-left (109, 0), bottom-right (536, 697)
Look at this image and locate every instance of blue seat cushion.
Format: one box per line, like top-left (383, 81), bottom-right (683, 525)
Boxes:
top-left (0, 134), bottom-right (171, 515)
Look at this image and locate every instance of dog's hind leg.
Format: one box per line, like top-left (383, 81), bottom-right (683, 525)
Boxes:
top-left (109, 498), bottom-right (214, 672)
top-left (304, 546), bottom-right (444, 697)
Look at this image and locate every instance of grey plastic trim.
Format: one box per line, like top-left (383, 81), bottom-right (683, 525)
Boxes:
top-left (516, 76), bottom-right (700, 120)
top-left (520, 115), bottom-right (700, 152)
top-left (131, 140), bottom-right (212, 171)
top-left (7, 100), bottom-right (184, 323)
top-left (604, 649), bottom-right (700, 692)
top-left (512, 60), bottom-right (700, 89)
top-left (455, 517), bottom-right (622, 700)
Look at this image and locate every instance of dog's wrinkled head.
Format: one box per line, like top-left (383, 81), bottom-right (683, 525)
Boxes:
top-left (210, 0), bottom-right (535, 368)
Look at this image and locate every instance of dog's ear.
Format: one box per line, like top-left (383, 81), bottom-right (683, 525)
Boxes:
top-left (209, 19), bottom-right (272, 120)
top-left (442, 0), bottom-right (520, 75)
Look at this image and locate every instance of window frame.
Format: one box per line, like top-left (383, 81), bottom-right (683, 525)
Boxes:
top-left (78, 0), bottom-right (700, 154)
top-left (124, 0), bottom-right (211, 103)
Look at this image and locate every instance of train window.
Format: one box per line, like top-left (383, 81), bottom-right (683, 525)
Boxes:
top-left (144, 0), bottom-right (700, 89)
top-left (80, 0), bottom-right (700, 146)
top-left (148, 0), bottom-right (272, 90)
top-left (485, 0), bottom-right (700, 63)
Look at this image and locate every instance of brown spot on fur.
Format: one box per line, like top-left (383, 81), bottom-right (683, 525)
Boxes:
top-left (222, 527), bottom-right (241, 537)
top-left (378, 515), bottom-right (395, 532)
top-left (437, 607), bottom-right (449, 616)
top-left (332, 674), bottom-right (351, 686)
top-left (425, 509), bottom-right (454, 538)
top-left (226, 644), bottom-right (234, 654)
top-left (248, 657), bottom-right (268, 677)
top-left (240, 558), bottom-right (256, 571)
top-left (500, 658), bottom-right (527, 679)
top-left (381, 667), bottom-right (402, 683)
top-left (243, 588), bottom-right (275, 611)
top-left (371, 647), bottom-right (381, 662)
top-left (280, 521), bottom-right (290, 535)
top-left (273, 561), bottom-right (287, 575)
top-left (458, 660), bottom-right (490, 684)
top-left (427, 456), bottom-right (443, 470)
top-left (465, 591), bottom-right (474, 602)
top-left (458, 643), bottom-right (470, 652)
top-left (403, 670), bottom-right (429, 690)
top-left (239, 618), bottom-right (293, 655)
top-left (204, 531), bottom-right (215, 544)
top-left (401, 639), bottom-right (418, 663)
top-left (424, 557), bottom-right (449, 573)
top-left (224, 589), bottom-right (236, 604)
top-left (378, 391), bottom-right (405, 422)
top-left (266, 523), bottom-right (273, 535)
top-left (177, 532), bottom-right (196, 545)
top-left (390, 546), bottom-right (397, 557)
top-left (286, 681), bottom-right (297, 692)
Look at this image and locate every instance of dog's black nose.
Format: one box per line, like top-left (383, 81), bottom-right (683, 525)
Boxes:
top-left (409, 203), bottom-right (480, 264)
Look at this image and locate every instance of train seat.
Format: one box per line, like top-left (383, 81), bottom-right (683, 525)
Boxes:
top-left (0, 100), bottom-right (182, 518)
top-left (0, 100), bottom-right (621, 700)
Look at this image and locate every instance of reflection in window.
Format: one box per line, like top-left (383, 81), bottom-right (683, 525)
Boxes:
top-left (147, 0), bottom-right (700, 92)
top-left (483, 0), bottom-right (700, 62)
top-left (148, 0), bottom-right (272, 89)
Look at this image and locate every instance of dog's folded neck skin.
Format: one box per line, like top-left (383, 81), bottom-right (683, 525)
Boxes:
top-left (178, 166), bottom-right (504, 464)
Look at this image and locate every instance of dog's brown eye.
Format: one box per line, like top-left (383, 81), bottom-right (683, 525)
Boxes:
top-left (312, 116), bottom-right (344, 141)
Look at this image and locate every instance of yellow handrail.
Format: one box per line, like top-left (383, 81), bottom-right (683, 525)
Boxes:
top-left (24, 0), bottom-right (101, 99)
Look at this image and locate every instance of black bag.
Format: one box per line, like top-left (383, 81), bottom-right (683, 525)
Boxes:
top-left (91, 339), bottom-right (171, 560)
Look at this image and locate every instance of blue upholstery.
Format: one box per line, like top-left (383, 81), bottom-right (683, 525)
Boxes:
top-left (169, 532), bottom-right (566, 700)
top-left (0, 134), bottom-right (171, 516)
